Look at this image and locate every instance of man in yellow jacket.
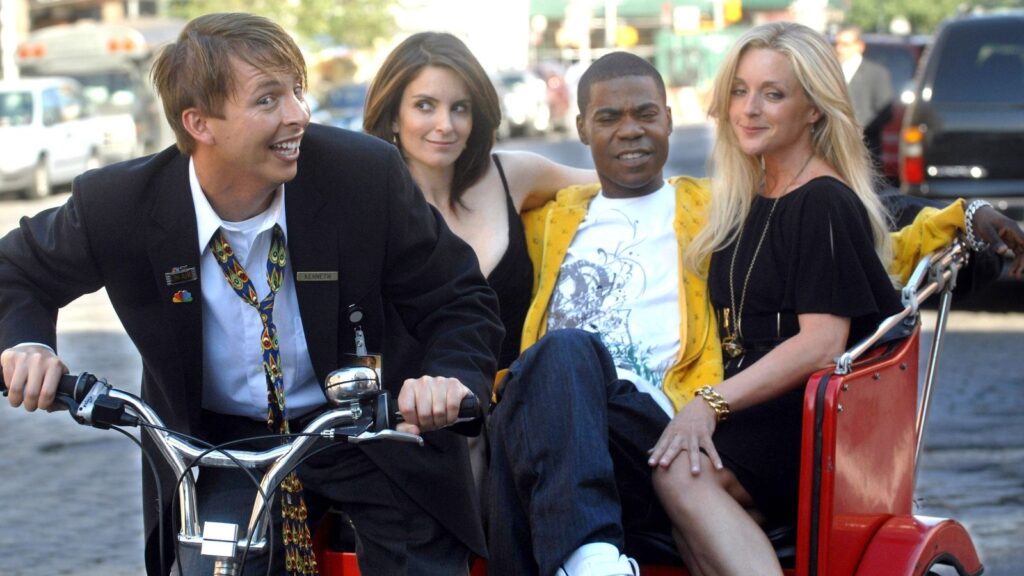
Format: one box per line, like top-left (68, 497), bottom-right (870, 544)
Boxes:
top-left (486, 52), bottom-right (1023, 576)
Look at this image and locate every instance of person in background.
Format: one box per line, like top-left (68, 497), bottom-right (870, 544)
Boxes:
top-left (835, 24), bottom-right (893, 167)
top-left (0, 13), bottom-right (502, 576)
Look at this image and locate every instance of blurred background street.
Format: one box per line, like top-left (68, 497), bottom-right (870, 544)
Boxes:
top-left (1, 0), bottom-right (1023, 574)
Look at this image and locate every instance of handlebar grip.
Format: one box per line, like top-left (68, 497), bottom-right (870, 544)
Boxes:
top-left (457, 393), bottom-right (481, 421)
top-left (389, 393), bottom-right (482, 426)
top-left (0, 372), bottom-right (98, 411)
top-left (56, 373), bottom-right (99, 404)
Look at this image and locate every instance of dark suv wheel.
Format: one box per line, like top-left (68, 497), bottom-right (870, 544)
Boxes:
top-left (900, 12), bottom-right (1024, 225)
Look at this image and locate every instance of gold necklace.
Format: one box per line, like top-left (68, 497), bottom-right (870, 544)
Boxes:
top-left (722, 154), bottom-right (814, 359)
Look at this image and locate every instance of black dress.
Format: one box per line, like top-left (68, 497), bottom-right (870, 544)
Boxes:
top-left (706, 176), bottom-right (902, 525)
top-left (488, 154), bottom-right (533, 369)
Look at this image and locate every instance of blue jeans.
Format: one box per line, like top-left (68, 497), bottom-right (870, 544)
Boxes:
top-left (486, 329), bottom-right (673, 575)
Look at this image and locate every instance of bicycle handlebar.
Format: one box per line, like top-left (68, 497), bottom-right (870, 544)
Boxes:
top-left (1, 369), bottom-right (482, 559)
top-left (0, 371), bottom-right (481, 427)
top-left (0, 372), bottom-right (136, 428)
top-left (0, 372), bottom-right (82, 399)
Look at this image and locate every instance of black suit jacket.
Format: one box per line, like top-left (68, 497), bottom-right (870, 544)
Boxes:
top-left (0, 123), bottom-right (503, 572)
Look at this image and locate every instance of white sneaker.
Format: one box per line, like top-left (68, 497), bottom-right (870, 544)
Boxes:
top-left (556, 554), bottom-right (640, 576)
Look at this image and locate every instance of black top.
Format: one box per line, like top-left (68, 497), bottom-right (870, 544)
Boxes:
top-left (488, 154), bottom-right (534, 369)
top-left (705, 176), bottom-right (903, 524)
top-left (708, 176), bottom-right (902, 373)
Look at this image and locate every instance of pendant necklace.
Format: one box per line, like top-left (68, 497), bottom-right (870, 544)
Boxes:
top-left (722, 153), bottom-right (814, 359)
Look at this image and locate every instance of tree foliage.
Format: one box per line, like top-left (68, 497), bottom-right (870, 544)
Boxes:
top-left (166, 0), bottom-right (395, 49)
top-left (846, 0), bottom-right (1024, 35)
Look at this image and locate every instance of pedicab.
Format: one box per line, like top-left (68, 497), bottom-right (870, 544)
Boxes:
top-left (314, 238), bottom-right (985, 576)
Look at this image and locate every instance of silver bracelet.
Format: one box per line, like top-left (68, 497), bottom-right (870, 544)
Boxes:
top-left (964, 199), bottom-right (992, 252)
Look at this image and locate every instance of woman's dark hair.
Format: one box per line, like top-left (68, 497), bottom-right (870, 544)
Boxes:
top-left (364, 32), bottom-right (501, 208)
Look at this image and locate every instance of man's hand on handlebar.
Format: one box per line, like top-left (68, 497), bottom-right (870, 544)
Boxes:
top-left (0, 345), bottom-right (69, 412)
top-left (396, 376), bottom-right (473, 435)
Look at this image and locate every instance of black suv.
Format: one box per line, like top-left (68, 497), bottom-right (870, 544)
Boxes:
top-left (900, 11), bottom-right (1024, 223)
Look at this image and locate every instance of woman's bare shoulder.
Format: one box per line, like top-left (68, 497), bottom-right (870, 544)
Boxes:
top-left (492, 150), bottom-right (597, 212)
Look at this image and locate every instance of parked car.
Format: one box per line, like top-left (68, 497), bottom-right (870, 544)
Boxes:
top-left (318, 83), bottom-right (368, 132)
top-left (493, 70), bottom-right (550, 138)
top-left (860, 33), bottom-right (929, 186)
top-left (900, 11), bottom-right (1024, 226)
top-left (0, 77), bottom-right (106, 199)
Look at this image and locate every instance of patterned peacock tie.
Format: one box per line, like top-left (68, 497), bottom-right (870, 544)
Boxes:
top-left (209, 224), bottom-right (317, 575)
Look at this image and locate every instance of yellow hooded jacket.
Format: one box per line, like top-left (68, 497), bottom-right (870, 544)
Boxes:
top-left (518, 176), bottom-right (966, 412)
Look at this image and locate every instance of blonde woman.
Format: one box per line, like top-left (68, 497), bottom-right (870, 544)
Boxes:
top-left (650, 22), bottom-right (904, 575)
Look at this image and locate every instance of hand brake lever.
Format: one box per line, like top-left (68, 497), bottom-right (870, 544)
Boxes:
top-left (324, 408), bottom-right (425, 446)
top-left (348, 429), bottom-right (424, 446)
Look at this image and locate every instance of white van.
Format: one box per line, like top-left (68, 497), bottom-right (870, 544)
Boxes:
top-left (0, 77), bottom-right (107, 199)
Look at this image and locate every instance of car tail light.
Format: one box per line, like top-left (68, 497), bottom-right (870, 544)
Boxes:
top-left (16, 42), bottom-right (45, 60)
top-left (901, 126), bottom-right (925, 185)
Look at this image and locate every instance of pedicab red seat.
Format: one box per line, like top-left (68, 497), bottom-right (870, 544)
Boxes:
top-left (314, 242), bottom-right (984, 576)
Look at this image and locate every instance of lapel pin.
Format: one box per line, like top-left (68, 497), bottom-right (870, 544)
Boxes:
top-left (165, 265), bottom-right (198, 286)
top-left (172, 290), bottom-right (193, 303)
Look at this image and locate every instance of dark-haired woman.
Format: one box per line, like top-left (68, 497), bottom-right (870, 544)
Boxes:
top-left (364, 31), bottom-right (595, 370)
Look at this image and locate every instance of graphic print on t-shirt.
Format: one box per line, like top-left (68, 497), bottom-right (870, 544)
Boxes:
top-left (546, 183), bottom-right (681, 414)
top-left (548, 217), bottom-right (662, 387)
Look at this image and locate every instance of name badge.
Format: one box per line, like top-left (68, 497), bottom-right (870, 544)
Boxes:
top-left (297, 271), bottom-right (339, 282)
top-left (165, 265), bottom-right (197, 285)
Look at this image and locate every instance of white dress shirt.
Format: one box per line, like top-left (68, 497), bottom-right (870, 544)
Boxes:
top-left (842, 53), bottom-right (863, 84)
top-left (190, 159), bottom-right (325, 421)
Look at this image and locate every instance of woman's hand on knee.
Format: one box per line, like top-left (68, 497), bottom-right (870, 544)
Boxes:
top-left (648, 400), bottom-right (723, 474)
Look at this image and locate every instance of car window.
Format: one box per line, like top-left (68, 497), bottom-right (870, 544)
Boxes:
top-left (930, 22), bottom-right (1024, 104)
top-left (41, 87), bottom-right (62, 126)
top-left (863, 45), bottom-right (917, 92)
top-left (499, 73), bottom-right (525, 87)
top-left (0, 91), bottom-right (34, 127)
top-left (56, 83), bottom-right (87, 120)
top-left (325, 84), bottom-right (367, 109)
top-left (74, 71), bottom-right (136, 115)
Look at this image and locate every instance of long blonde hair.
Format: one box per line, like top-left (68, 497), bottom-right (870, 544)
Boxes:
top-left (686, 21), bottom-right (892, 274)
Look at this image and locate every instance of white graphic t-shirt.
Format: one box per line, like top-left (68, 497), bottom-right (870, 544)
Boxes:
top-left (547, 181), bottom-right (680, 415)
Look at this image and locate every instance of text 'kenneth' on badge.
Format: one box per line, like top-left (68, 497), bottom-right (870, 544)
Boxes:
top-left (165, 265), bottom-right (198, 286)
top-left (297, 271), bottom-right (339, 282)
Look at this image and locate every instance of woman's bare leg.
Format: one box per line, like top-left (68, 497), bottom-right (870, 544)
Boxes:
top-left (670, 527), bottom-right (706, 576)
top-left (653, 454), bottom-right (782, 576)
